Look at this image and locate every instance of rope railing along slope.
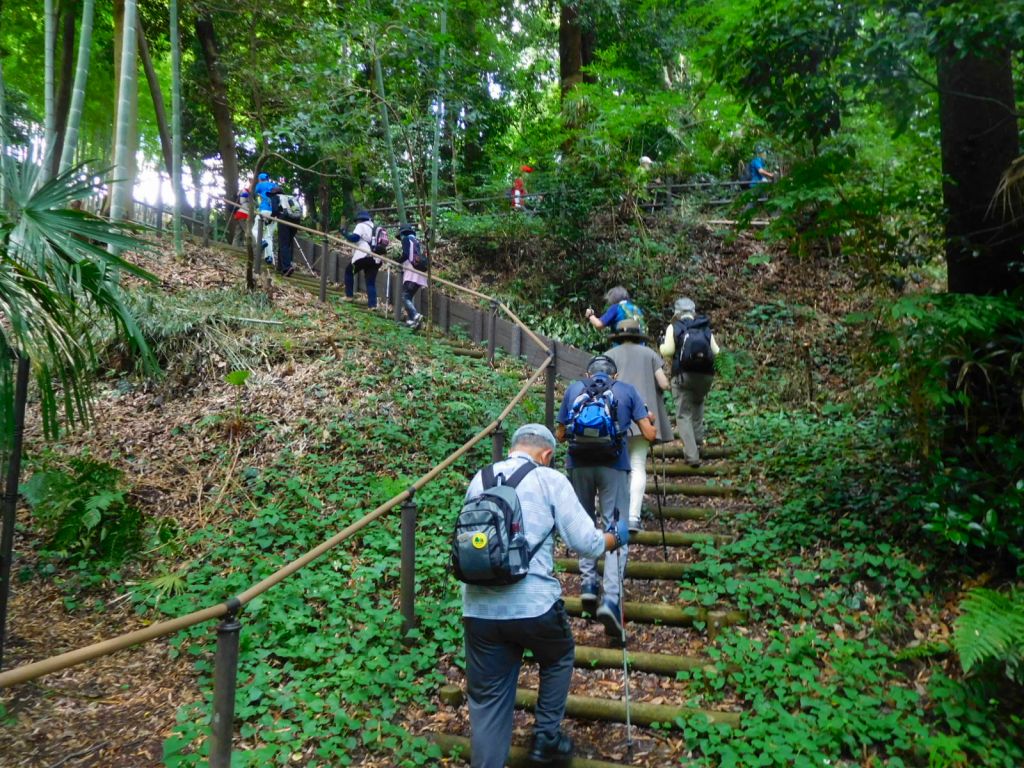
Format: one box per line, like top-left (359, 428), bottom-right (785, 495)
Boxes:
top-left (0, 210), bottom-right (556, 701)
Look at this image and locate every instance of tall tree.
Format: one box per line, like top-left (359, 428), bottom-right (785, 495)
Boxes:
top-left (194, 15), bottom-right (240, 229)
top-left (0, 60), bottom-right (7, 209)
top-left (137, 18), bottom-right (173, 179)
top-left (110, 0), bottom-right (138, 225)
top-left (937, 45), bottom-right (1023, 295)
top-left (42, 0), bottom-right (56, 177)
top-left (170, 0), bottom-right (184, 258)
top-left (48, 1), bottom-right (76, 177)
top-left (57, 0), bottom-right (94, 175)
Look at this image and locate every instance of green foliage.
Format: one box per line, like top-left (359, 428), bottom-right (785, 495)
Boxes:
top-left (953, 587), bottom-right (1024, 683)
top-left (0, 157), bottom-right (155, 445)
top-left (153, 305), bottom-right (538, 765)
top-left (20, 451), bottom-right (145, 564)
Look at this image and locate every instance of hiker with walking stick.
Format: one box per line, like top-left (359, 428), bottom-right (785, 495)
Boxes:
top-left (456, 424), bottom-right (629, 767)
top-left (556, 356), bottom-right (656, 642)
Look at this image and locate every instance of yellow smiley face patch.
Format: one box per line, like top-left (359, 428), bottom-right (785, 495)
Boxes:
top-left (471, 532), bottom-right (488, 549)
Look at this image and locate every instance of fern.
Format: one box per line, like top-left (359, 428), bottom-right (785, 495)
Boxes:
top-left (952, 586), bottom-right (1024, 683)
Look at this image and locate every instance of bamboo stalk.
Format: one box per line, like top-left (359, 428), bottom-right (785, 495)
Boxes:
top-left (659, 506), bottom-right (722, 520)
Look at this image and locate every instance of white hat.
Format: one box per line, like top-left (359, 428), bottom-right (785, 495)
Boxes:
top-left (674, 297), bottom-right (696, 315)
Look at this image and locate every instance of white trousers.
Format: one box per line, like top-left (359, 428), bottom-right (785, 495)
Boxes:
top-left (626, 435), bottom-right (649, 525)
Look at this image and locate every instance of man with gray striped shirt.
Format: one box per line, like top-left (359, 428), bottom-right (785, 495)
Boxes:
top-left (462, 423), bottom-right (629, 767)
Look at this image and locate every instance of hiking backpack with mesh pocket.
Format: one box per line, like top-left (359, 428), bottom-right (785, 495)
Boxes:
top-left (673, 316), bottom-right (715, 375)
top-left (452, 461), bottom-right (552, 586)
top-left (566, 377), bottom-right (622, 460)
top-left (369, 224), bottom-right (390, 255)
top-left (614, 300), bottom-right (646, 335)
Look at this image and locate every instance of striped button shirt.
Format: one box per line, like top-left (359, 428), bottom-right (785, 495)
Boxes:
top-left (461, 451), bottom-right (608, 620)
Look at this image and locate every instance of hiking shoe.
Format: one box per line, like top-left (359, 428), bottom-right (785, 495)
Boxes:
top-left (687, 459), bottom-right (701, 468)
top-left (528, 730), bottom-right (573, 764)
top-left (580, 577), bottom-right (599, 615)
top-left (412, 314), bottom-right (425, 330)
top-left (596, 599), bottom-right (625, 641)
top-left (281, 266), bottom-right (295, 277)
top-left (628, 517), bottom-right (642, 534)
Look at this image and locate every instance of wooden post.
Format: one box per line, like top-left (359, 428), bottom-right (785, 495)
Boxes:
top-left (472, 307), bottom-right (482, 344)
top-left (487, 301), bottom-right (498, 364)
top-left (393, 269), bottom-right (403, 322)
top-left (511, 325), bottom-right (522, 359)
top-left (441, 293), bottom-right (450, 333)
top-left (545, 345), bottom-right (557, 430)
top-left (400, 496), bottom-right (417, 642)
top-left (491, 424), bottom-right (505, 463)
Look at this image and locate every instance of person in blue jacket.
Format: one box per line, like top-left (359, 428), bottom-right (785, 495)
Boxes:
top-left (748, 146), bottom-right (775, 186)
top-left (252, 172), bottom-right (278, 265)
top-left (584, 286), bottom-right (646, 340)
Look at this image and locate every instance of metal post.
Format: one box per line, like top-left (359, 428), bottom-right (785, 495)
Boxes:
top-left (491, 424), bottom-right (505, 463)
top-left (319, 238), bottom-right (328, 303)
top-left (400, 495), bottom-right (417, 642)
top-left (208, 600), bottom-right (242, 768)
top-left (0, 356), bottom-right (30, 671)
top-left (545, 345), bottom-right (557, 431)
top-left (487, 301), bottom-right (498, 365)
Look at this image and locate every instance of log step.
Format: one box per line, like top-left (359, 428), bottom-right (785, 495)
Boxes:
top-left (449, 347), bottom-right (486, 358)
top-left (516, 688), bottom-right (741, 728)
top-left (629, 531), bottom-right (728, 546)
top-left (659, 505), bottom-right (723, 520)
top-left (648, 482), bottom-right (739, 497)
top-left (653, 445), bottom-right (735, 459)
top-left (562, 597), bottom-right (743, 628)
top-left (569, 645), bottom-right (714, 675)
top-left (645, 463), bottom-right (726, 477)
top-left (431, 733), bottom-right (634, 768)
top-left (555, 558), bottom-right (696, 580)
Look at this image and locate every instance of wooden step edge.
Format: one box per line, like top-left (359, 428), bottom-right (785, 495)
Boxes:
top-left (517, 687), bottom-right (741, 728)
top-left (430, 732), bottom-right (634, 768)
top-left (629, 531), bottom-right (731, 547)
top-left (570, 644), bottom-right (714, 675)
top-left (555, 558), bottom-right (695, 580)
top-left (653, 445), bottom-right (735, 459)
top-left (562, 597), bottom-right (744, 628)
top-left (659, 506), bottom-right (721, 520)
top-left (645, 463), bottom-right (729, 477)
top-left (647, 483), bottom-right (740, 498)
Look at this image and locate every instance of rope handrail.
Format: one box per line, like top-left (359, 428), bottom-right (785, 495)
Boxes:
top-left (0, 203), bottom-right (560, 689)
top-left (210, 195), bottom-right (551, 354)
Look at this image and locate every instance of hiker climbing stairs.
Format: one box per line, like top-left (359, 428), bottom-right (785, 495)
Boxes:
top-left (435, 442), bottom-right (747, 765)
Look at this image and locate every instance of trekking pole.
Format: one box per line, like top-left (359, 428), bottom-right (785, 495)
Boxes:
top-left (615, 508), bottom-right (634, 758)
top-left (295, 239), bottom-right (316, 274)
top-left (651, 452), bottom-right (669, 562)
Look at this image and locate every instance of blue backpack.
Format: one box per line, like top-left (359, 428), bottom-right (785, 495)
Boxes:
top-left (567, 376), bottom-right (622, 460)
top-left (614, 300), bottom-right (645, 335)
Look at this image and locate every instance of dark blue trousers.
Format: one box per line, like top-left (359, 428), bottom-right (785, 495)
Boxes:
top-left (463, 600), bottom-right (574, 768)
top-left (344, 257), bottom-right (380, 307)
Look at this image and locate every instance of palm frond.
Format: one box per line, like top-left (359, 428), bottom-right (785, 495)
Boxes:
top-left (0, 155), bottom-right (158, 445)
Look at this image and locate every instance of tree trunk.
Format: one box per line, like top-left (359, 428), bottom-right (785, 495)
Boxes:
top-left (137, 18), bottom-right (173, 179)
top-left (195, 16), bottom-right (240, 227)
top-left (169, 0), bottom-right (184, 259)
top-left (373, 51), bottom-right (407, 225)
top-left (429, 8), bottom-right (447, 251)
top-left (110, 0), bottom-right (138, 227)
top-left (937, 45), bottom-right (1023, 295)
top-left (49, 2), bottom-right (76, 177)
top-left (58, 0), bottom-right (94, 175)
top-left (559, 3), bottom-right (584, 98)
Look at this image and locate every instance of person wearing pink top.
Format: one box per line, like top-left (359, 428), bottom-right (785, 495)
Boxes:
top-left (399, 224), bottom-right (427, 329)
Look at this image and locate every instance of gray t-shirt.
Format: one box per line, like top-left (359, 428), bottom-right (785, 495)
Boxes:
top-left (605, 342), bottom-right (672, 442)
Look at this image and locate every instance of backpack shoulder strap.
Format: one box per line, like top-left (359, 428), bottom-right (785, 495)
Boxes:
top-left (502, 460), bottom-right (537, 489)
